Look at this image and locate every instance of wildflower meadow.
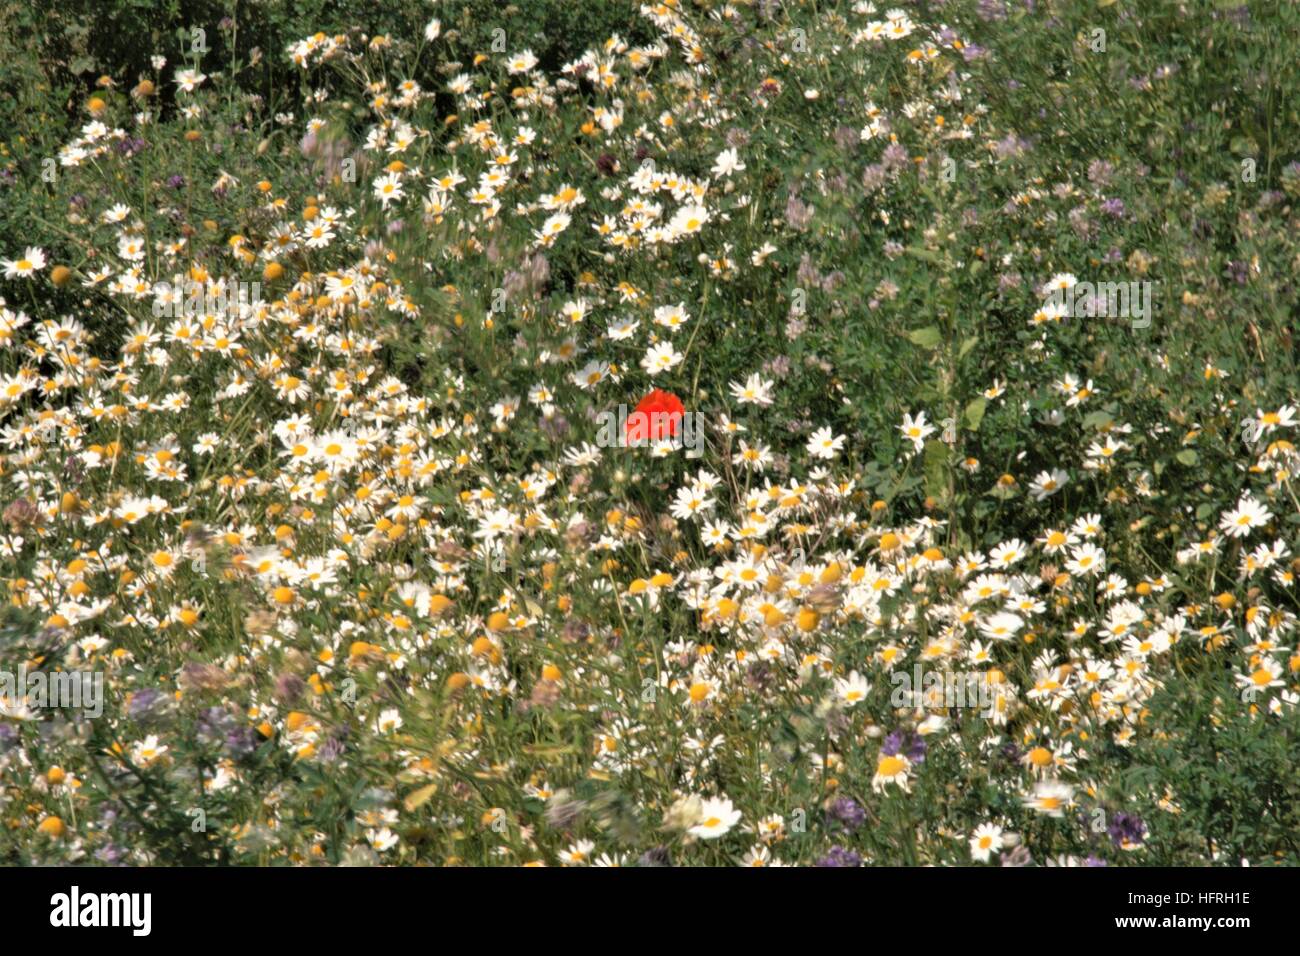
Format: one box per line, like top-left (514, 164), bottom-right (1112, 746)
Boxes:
top-left (1, 0), bottom-right (1299, 871)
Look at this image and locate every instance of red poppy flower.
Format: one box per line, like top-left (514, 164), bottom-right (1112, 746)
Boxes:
top-left (625, 389), bottom-right (685, 443)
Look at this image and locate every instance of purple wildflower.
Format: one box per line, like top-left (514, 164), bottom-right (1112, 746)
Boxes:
top-left (826, 797), bottom-right (867, 832)
top-left (815, 845), bottom-right (863, 867)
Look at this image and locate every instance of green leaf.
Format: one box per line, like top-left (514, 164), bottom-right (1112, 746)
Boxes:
top-left (923, 438), bottom-right (948, 499)
top-left (964, 397), bottom-right (987, 432)
top-left (1082, 410), bottom-right (1115, 431)
top-left (1175, 449), bottom-right (1199, 466)
top-left (907, 326), bottom-right (943, 349)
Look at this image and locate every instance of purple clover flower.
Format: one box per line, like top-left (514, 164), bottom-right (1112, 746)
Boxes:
top-left (826, 797), bottom-right (867, 832)
top-left (815, 845), bottom-right (863, 867)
